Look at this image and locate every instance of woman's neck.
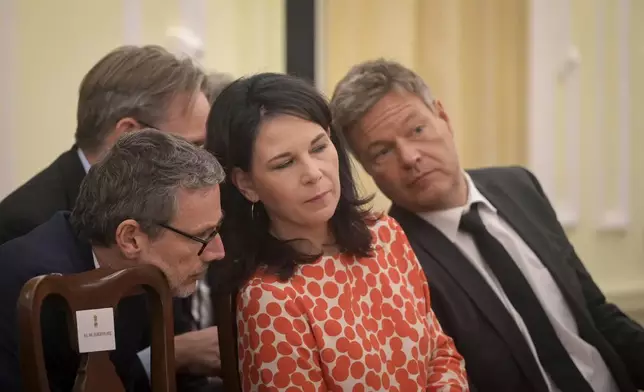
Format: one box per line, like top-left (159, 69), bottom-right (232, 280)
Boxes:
top-left (270, 220), bottom-right (334, 255)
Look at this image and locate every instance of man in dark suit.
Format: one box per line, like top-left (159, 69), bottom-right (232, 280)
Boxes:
top-left (0, 46), bottom-right (228, 389)
top-left (0, 129), bottom-right (227, 391)
top-left (0, 148), bottom-right (87, 245)
top-left (0, 44), bottom-right (211, 246)
top-left (331, 59), bottom-right (644, 391)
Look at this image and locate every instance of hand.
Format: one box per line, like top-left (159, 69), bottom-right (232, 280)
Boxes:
top-left (174, 326), bottom-right (221, 376)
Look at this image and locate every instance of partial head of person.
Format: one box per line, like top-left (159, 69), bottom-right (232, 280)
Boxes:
top-left (331, 59), bottom-right (467, 213)
top-left (205, 72), bottom-right (373, 287)
top-left (70, 129), bottom-right (226, 297)
top-left (204, 70), bottom-right (235, 104)
top-left (75, 45), bottom-right (210, 164)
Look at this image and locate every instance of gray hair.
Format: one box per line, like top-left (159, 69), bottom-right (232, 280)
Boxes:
top-left (70, 129), bottom-right (225, 246)
top-left (75, 45), bottom-right (207, 154)
top-left (205, 71), bottom-right (235, 104)
top-left (330, 58), bottom-right (435, 146)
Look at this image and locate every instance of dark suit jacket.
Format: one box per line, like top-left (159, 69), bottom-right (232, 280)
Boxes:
top-left (390, 166), bottom-right (644, 392)
top-left (0, 147), bottom-right (86, 245)
top-left (0, 147), bottom-right (215, 390)
top-left (0, 212), bottom-right (151, 392)
top-left (173, 266), bottom-right (225, 392)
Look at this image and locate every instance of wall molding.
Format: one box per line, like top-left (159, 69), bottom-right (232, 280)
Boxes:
top-left (251, 0), bottom-right (269, 72)
top-left (181, 0), bottom-right (207, 44)
top-left (314, 0), bottom-right (327, 90)
top-left (527, 0), bottom-right (555, 212)
top-left (482, 2), bottom-right (498, 165)
top-left (0, 0), bottom-right (16, 200)
top-left (596, 0), bottom-right (631, 231)
top-left (559, 41), bottom-right (582, 228)
top-left (170, 0), bottom-right (206, 62)
top-left (444, 0), bottom-right (463, 152)
top-left (528, 0), bottom-right (580, 229)
top-left (555, 0), bottom-right (582, 229)
top-left (123, 0), bottom-right (142, 44)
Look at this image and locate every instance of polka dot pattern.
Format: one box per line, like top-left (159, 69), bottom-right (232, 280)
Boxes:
top-left (237, 216), bottom-right (469, 391)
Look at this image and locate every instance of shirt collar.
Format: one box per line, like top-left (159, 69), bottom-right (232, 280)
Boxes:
top-left (77, 150), bottom-right (96, 266)
top-left (92, 250), bottom-right (99, 269)
top-left (417, 172), bottom-right (496, 242)
top-left (77, 148), bottom-right (91, 173)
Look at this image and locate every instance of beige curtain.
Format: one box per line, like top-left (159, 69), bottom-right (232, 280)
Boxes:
top-left (322, 0), bottom-right (527, 210)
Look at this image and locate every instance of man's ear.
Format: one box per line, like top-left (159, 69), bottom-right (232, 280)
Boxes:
top-left (114, 219), bottom-right (148, 260)
top-left (231, 167), bottom-right (259, 203)
top-left (101, 118), bottom-right (143, 152)
top-left (114, 117), bottom-right (143, 136)
top-left (83, 118), bottom-right (145, 165)
top-left (434, 99), bottom-right (450, 122)
top-left (433, 100), bottom-right (453, 134)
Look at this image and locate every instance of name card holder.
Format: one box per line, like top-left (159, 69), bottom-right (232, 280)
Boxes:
top-left (75, 308), bottom-right (116, 353)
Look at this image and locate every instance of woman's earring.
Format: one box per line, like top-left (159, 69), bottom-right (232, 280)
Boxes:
top-left (251, 202), bottom-right (255, 220)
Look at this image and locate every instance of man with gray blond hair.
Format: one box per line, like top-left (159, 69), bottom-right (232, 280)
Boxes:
top-left (331, 59), bottom-right (644, 392)
top-left (0, 44), bottom-right (210, 246)
top-left (0, 130), bottom-right (226, 391)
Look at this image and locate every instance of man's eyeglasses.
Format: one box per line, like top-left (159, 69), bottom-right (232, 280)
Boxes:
top-left (157, 222), bottom-right (222, 256)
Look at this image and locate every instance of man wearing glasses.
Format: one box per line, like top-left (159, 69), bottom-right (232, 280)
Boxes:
top-left (0, 129), bottom-right (226, 391)
top-left (0, 46), bottom-right (233, 390)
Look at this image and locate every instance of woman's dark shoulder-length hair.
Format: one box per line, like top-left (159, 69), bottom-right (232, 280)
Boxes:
top-left (205, 72), bottom-right (375, 291)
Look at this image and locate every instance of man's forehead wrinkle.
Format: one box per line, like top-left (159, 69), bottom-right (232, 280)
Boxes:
top-left (362, 102), bottom-right (407, 135)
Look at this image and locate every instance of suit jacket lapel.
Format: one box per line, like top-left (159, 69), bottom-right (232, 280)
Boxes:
top-left (472, 178), bottom-right (587, 308)
top-left (390, 205), bottom-right (547, 387)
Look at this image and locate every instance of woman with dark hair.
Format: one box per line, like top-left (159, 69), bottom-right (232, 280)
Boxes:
top-left (206, 73), bottom-right (468, 391)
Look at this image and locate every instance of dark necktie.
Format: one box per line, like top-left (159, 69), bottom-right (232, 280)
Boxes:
top-left (459, 203), bottom-right (593, 392)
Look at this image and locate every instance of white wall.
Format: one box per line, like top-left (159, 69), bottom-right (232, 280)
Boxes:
top-left (0, 0), bottom-right (285, 197)
top-left (528, 0), bottom-right (644, 322)
top-left (0, 0), bottom-right (16, 200)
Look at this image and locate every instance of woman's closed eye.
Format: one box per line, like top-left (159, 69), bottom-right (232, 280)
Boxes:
top-left (311, 142), bottom-right (328, 153)
top-left (272, 159), bottom-right (293, 170)
top-left (271, 144), bottom-right (328, 170)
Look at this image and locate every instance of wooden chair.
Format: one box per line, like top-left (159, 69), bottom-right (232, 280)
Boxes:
top-left (214, 291), bottom-right (242, 392)
top-left (17, 265), bottom-right (176, 392)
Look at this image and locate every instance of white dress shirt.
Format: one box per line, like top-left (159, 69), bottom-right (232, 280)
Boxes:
top-left (77, 148), bottom-right (91, 173)
top-left (418, 173), bottom-right (619, 392)
top-left (191, 280), bottom-right (213, 330)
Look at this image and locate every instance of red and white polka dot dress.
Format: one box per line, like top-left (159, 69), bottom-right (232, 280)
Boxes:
top-left (237, 216), bottom-right (469, 391)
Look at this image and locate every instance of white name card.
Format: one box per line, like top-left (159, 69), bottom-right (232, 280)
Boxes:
top-left (75, 307), bottom-right (116, 353)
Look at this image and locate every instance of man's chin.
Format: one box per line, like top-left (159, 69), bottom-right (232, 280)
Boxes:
top-left (174, 281), bottom-right (198, 298)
